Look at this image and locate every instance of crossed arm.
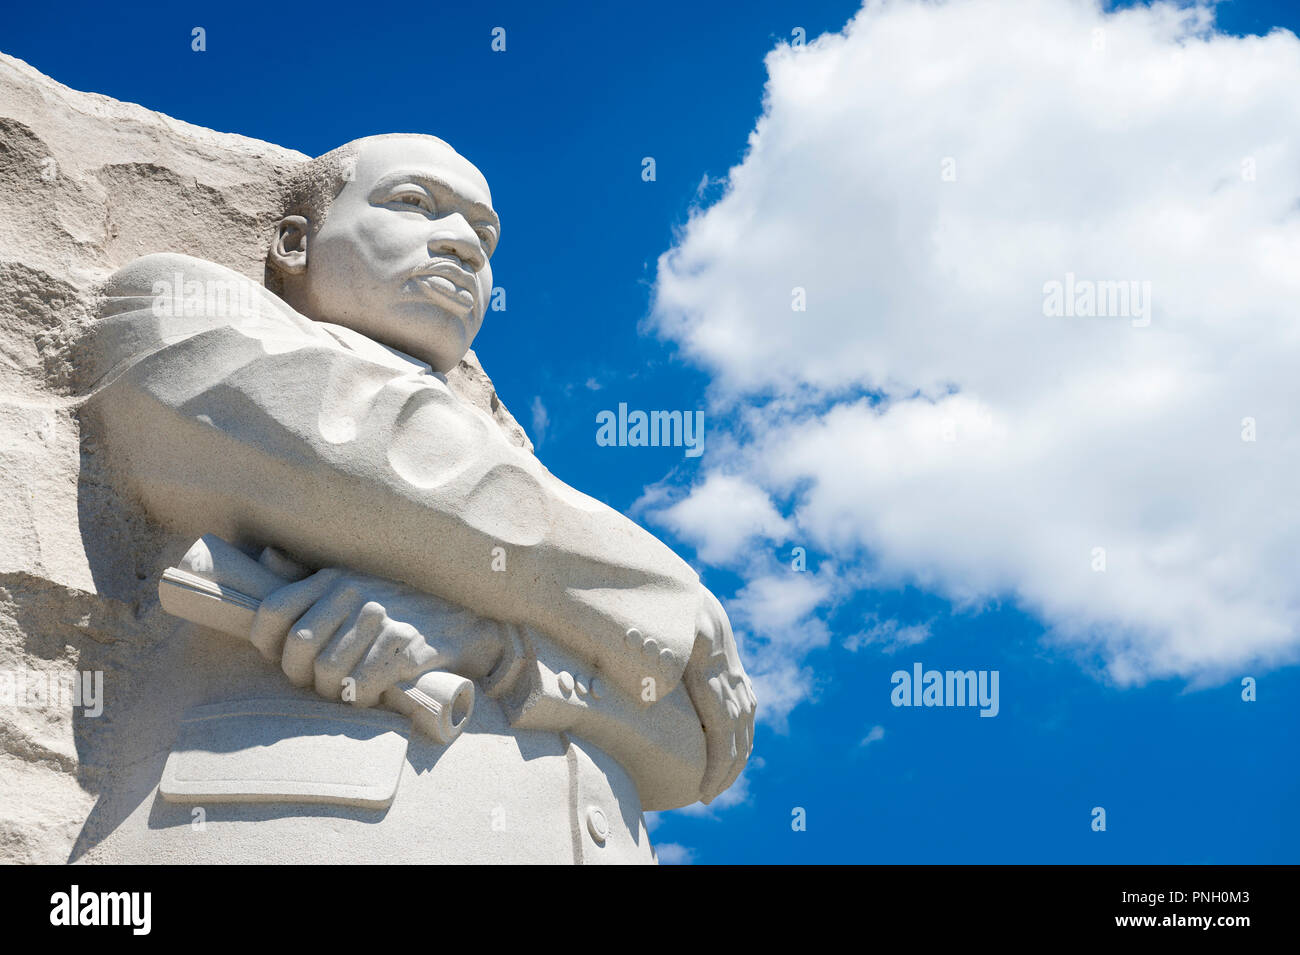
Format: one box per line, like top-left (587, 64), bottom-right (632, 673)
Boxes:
top-left (244, 563), bottom-right (755, 802)
top-left (92, 261), bottom-right (754, 801)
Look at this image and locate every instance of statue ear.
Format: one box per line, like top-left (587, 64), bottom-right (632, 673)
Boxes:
top-left (270, 215), bottom-right (310, 275)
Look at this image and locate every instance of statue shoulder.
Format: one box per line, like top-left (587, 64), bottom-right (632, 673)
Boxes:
top-left (88, 253), bottom-right (320, 387)
top-left (103, 253), bottom-right (265, 310)
top-left (103, 252), bottom-right (228, 297)
top-left (102, 253), bottom-right (301, 328)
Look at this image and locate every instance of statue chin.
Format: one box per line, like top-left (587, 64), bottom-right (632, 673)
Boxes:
top-left (0, 42), bottom-right (757, 861)
top-left (347, 305), bottom-right (475, 373)
top-left (410, 323), bottom-right (473, 373)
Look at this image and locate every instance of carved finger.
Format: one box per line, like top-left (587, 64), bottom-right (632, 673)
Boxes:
top-left (716, 753), bottom-right (746, 802)
top-left (700, 725), bottom-right (739, 805)
top-left (715, 680), bottom-right (749, 797)
top-left (351, 619), bottom-right (422, 707)
top-left (280, 580), bottom-right (362, 686)
top-left (729, 675), bottom-right (754, 749)
top-left (249, 568), bottom-right (339, 661)
top-left (721, 733), bottom-right (751, 796)
top-left (314, 601), bottom-right (387, 700)
top-left (695, 674), bottom-right (737, 803)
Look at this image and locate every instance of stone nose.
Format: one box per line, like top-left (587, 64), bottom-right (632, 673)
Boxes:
top-left (428, 215), bottom-right (484, 271)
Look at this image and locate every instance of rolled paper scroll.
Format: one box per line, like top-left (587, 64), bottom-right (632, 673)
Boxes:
top-left (159, 534), bottom-right (474, 744)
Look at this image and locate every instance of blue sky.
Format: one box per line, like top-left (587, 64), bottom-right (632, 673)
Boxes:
top-left (5, 0), bottom-right (1299, 863)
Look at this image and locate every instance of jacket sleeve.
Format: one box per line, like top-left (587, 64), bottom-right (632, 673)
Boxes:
top-left (86, 253), bottom-right (701, 701)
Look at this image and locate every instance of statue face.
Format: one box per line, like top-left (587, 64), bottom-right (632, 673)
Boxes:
top-left (293, 137), bottom-right (498, 372)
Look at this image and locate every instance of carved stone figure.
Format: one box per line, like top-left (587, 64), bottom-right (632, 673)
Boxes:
top-left (70, 133), bottom-right (755, 863)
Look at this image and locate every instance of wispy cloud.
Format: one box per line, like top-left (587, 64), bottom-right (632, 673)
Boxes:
top-left (845, 615), bottom-right (932, 654)
top-left (673, 767), bottom-right (753, 816)
top-left (529, 395), bottom-right (549, 446)
top-left (654, 842), bottom-right (696, 865)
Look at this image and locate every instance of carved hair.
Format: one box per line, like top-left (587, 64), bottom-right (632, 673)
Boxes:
top-left (280, 141), bottom-right (361, 233)
top-left (267, 133), bottom-right (458, 297)
top-left (280, 133), bottom-right (455, 232)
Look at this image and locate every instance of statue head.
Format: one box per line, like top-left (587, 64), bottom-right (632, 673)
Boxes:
top-left (269, 134), bottom-right (499, 373)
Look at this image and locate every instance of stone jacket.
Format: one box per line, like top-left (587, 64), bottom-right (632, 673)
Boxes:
top-left (82, 253), bottom-right (708, 820)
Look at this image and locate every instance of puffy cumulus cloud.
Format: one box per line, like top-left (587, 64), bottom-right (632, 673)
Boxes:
top-left (729, 570), bottom-right (833, 649)
top-left (725, 569), bottom-right (836, 728)
top-left (642, 472), bottom-right (794, 566)
top-left (636, 472), bottom-right (832, 726)
top-left (649, 0), bottom-right (1300, 689)
top-left (746, 659), bottom-right (817, 731)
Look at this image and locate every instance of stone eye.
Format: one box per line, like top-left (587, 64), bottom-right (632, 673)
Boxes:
top-left (392, 192), bottom-right (429, 210)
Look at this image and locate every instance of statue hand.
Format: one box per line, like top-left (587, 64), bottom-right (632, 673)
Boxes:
top-left (682, 587), bottom-right (756, 804)
top-left (248, 569), bottom-right (501, 706)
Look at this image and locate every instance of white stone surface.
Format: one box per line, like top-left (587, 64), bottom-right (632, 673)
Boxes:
top-left (0, 52), bottom-right (755, 864)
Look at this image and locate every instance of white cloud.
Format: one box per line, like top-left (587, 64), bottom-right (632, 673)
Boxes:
top-left (530, 395), bottom-right (549, 445)
top-left (860, 725), bottom-right (886, 747)
top-left (845, 615), bottom-right (932, 654)
top-left (654, 842), bottom-right (696, 865)
top-left (645, 472), bottom-right (794, 566)
top-left (673, 766), bottom-right (753, 816)
top-left (745, 660), bottom-right (817, 731)
top-left (723, 570), bottom-right (832, 727)
top-left (650, 0), bottom-right (1300, 689)
top-left (730, 571), bottom-right (833, 648)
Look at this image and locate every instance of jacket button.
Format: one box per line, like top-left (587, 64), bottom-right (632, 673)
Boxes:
top-left (558, 671), bottom-right (575, 695)
top-left (586, 806), bottom-right (609, 844)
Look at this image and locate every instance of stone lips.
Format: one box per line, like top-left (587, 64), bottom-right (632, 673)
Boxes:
top-left (0, 51), bottom-right (530, 863)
